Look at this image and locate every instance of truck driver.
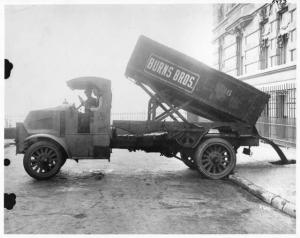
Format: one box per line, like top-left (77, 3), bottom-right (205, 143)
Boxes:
top-left (90, 88), bottom-right (103, 112)
top-left (84, 88), bottom-right (98, 113)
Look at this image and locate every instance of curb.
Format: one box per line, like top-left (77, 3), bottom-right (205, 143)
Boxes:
top-left (229, 174), bottom-right (296, 218)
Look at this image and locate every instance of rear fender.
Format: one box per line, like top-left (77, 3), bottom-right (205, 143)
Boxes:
top-left (24, 134), bottom-right (71, 158)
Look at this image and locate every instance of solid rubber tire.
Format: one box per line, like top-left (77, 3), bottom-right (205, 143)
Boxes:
top-left (194, 138), bottom-right (236, 179)
top-left (23, 141), bottom-right (64, 180)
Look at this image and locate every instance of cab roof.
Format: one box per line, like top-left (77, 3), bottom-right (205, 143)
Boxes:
top-left (67, 77), bottom-right (111, 91)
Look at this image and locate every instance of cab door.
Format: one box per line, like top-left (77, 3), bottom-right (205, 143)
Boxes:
top-left (64, 107), bottom-right (93, 158)
top-left (90, 87), bottom-right (112, 159)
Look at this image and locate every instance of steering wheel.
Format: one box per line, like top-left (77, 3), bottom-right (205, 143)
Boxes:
top-left (76, 95), bottom-right (85, 110)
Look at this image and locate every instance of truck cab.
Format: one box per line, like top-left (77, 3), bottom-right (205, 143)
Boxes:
top-left (16, 77), bottom-right (112, 179)
top-left (65, 77), bottom-right (112, 159)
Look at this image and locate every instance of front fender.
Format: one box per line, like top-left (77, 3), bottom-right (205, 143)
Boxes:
top-left (24, 134), bottom-right (71, 158)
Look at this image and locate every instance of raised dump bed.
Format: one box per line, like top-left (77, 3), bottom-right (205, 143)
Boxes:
top-left (126, 35), bottom-right (270, 126)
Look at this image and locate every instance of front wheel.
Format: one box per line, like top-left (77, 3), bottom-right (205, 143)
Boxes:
top-left (194, 138), bottom-right (236, 179)
top-left (23, 141), bottom-right (64, 180)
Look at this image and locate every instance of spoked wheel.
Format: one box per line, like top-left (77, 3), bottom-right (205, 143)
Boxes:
top-left (194, 138), bottom-right (236, 179)
top-left (23, 141), bottom-right (64, 180)
top-left (180, 152), bottom-right (198, 170)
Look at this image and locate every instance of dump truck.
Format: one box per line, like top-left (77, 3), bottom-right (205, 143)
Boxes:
top-left (15, 35), bottom-right (289, 180)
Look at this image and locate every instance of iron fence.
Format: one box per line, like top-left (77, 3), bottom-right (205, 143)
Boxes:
top-left (111, 112), bottom-right (147, 121)
top-left (257, 83), bottom-right (296, 147)
top-left (4, 116), bottom-right (25, 128)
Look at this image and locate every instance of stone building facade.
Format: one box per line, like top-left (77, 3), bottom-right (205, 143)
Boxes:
top-left (210, 1), bottom-right (296, 147)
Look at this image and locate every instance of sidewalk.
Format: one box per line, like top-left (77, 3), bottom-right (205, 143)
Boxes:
top-left (234, 142), bottom-right (296, 204)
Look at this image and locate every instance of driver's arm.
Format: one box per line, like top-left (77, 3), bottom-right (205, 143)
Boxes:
top-left (76, 95), bottom-right (85, 110)
top-left (90, 96), bottom-right (103, 112)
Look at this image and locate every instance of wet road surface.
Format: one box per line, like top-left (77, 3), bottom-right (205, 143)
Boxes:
top-left (4, 145), bottom-right (296, 234)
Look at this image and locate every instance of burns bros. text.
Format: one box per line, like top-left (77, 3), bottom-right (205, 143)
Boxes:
top-left (144, 55), bottom-right (199, 93)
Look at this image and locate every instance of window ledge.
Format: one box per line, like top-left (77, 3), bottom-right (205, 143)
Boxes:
top-left (237, 63), bottom-right (296, 80)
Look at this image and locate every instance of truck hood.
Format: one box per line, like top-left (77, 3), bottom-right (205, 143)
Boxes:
top-left (24, 104), bottom-right (71, 133)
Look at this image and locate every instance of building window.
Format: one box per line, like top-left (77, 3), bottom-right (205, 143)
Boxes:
top-left (270, 38), bottom-right (275, 49)
top-left (274, 87), bottom-right (296, 119)
top-left (277, 34), bottom-right (288, 65)
top-left (271, 55), bottom-right (277, 67)
top-left (277, 10), bottom-right (290, 65)
top-left (270, 21), bottom-right (276, 33)
top-left (260, 39), bottom-right (269, 69)
top-left (276, 94), bottom-right (285, 118)
top-left (276, 91), bottom-right (289, 118)
top-left (236, 33), bottom-right (243, 76)
top-left (218, 37), bottom-right (224, 70)
top-left (290, 49), bottom-right (296, 61)
top-left (260, 18), bottom-right (270, 70)
top-left (290, 9), bottom-right (296, 22)
top-left (262, 102), bottom-right (269, 117)
top-left (217, 5), bottom-right (225, 23)
top-left (290, 29), bottom-right (296, 42)
top-left (270, 22), bottom-right (273, 32)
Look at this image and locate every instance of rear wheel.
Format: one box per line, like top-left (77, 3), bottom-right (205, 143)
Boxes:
top-left (194, 138), bottom-right (236, 179)
top-left (23, 141), bottom-right (64, 180)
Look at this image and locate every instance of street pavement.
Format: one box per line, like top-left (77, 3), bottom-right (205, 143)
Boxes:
top-left (4, 143), bottom-right (296, 234)
top-left (235, 142), bottom-right (296, 204)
